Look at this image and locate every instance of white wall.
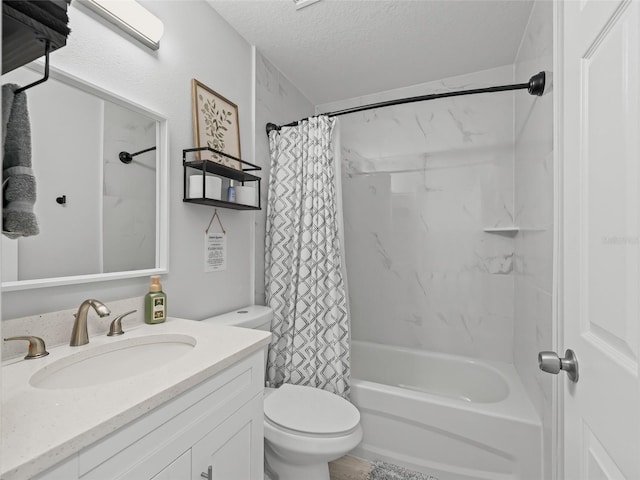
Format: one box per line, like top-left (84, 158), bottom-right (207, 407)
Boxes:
top-left (513, 1), bottom-right (554, 478)
top-left (2, 1), bottom-right (255, 320)
top-left (318, 66), bottom-right (517, 363)
top-left (253, 50), bottom-right (314, 304)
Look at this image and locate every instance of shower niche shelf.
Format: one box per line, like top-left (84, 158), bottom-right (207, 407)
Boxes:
top-left (183, 147), bottom-right (261, 211)
top-left (483, 227), bottom-right (520, 236)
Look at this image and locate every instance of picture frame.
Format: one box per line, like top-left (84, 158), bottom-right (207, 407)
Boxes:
top-left (191, 79), bottom-right (241, 170)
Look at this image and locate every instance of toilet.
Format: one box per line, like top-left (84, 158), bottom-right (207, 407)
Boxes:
top-left (201, 306), bottom-right (362, 480)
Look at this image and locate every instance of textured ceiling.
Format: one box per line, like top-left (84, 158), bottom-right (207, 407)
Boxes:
top-left (206, 0), bottom-right (534, 105)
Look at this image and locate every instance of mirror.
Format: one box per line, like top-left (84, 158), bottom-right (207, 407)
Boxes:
top-left (1, 65), bottom-right (168, 291)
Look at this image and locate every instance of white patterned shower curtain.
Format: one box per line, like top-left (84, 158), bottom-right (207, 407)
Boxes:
top-left (265, 115), bottom-right (351, 398)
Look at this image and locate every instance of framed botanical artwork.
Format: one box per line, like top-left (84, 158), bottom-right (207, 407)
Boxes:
top-left (192, 79), bottom-right (241, 169)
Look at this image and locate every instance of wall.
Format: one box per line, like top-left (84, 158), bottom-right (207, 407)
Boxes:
top-left (253, 51), bottom-right (314, 304)
top-left (318, 66), bottom-right (516, 363)
top-left (2, 1), bottom-right (255, 320)
top-left (513, 1), bottom-right (554, 478)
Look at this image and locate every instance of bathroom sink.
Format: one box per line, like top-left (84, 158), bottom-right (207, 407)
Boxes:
top-left (30, 334), bottom-right (196, 389)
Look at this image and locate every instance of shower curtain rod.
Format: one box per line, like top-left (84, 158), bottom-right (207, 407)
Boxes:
top-left (265, 71), bottom-right (546, 136)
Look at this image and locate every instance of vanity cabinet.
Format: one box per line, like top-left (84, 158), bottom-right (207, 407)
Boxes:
top-left (192, 396), bottom-right (262, 480)
top-left (149, 450), bottom-right (190, 480)
top-left (34, 350), bottom-right (265, 480)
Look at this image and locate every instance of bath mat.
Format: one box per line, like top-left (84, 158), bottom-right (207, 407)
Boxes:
top-left (369, 461), bottom-right (439, 480)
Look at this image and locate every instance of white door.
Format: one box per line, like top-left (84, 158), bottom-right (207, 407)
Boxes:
top-left (561, 0), bottom-right (640, 478)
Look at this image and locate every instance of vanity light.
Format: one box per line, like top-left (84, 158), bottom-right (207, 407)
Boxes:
top-left (293, 0), bottom-right (322, 10)
top-left (80, 0), bottom-right (164, 50)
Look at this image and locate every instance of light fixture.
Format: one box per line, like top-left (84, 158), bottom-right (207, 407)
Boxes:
top-left (80, 0), bottom-right (164, 50)
top-left (293, 0), bottom-right (322, 10)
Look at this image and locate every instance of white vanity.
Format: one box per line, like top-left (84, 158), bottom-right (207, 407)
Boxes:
top-left (1, 318), bottom-right (270, 480)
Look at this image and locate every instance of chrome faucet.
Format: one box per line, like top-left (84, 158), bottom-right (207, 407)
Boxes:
top-left (70, 299), bottom-right (111, 346)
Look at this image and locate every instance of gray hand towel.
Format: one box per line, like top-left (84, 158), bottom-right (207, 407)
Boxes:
top-left (3, 83), bottom-right (39, 238)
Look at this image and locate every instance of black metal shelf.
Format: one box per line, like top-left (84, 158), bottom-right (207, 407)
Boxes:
top-left (183, 147), bottom-right (262, 210)
top-left (184, 160), bottom-right (261, 183)
top-left (3, 1), bottom-right (70, 75)
top-left (183, 198), bottom-right (260, 211)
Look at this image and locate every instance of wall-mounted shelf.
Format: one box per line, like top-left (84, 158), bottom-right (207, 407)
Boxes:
top-left (183, 197), bottom-right (260, 211)
top-left (183, 147), bottom-right (262, 211)
top-left (483, 227), bottom-right (520, 236)
top-left (3, 1), bottom-right (70, 75)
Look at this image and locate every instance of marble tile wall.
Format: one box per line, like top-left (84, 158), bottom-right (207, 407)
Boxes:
top-left (254, 50), bottom-right (315, 305)
top-left (318, 66), bottom-right (517, 363)
top-left (513, 1), bottom-right (554, 478)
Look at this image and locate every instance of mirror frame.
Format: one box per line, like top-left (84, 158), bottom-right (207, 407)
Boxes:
top-left (2, 64), bottom-right (169, 291)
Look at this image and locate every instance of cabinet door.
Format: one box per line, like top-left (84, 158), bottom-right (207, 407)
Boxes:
top-left (192, 395), bottom-right (263, 480)
top-left (150, 450), bottom-right (191, 480)
top-left (34, 456), bottom-right (79, 480)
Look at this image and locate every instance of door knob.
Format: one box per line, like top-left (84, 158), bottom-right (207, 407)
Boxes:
top-left (538, 349), bottom-right (579, 383)
top-left (201, 466), bottom-right (212, 479)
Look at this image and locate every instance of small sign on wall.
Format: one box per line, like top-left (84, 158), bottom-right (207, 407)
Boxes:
top-left (204, 209), bottom-right (227, 272)
top-left (205, 231), bottom-right (226, 272)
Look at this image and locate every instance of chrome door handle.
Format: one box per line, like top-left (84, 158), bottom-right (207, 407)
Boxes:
top-left (201, 466), bottom-right (212, 479)
top-left (538, 349), bottom-right (579, 383)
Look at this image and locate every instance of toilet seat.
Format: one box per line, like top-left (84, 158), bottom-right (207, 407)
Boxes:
top-left (264, 384), bottom-right (360, 436)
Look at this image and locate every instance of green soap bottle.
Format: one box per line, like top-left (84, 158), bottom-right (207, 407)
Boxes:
top-left (145, 276), bottom-right (167, 324)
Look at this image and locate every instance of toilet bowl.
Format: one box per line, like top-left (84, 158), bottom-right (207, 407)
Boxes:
top-left (200, 306), bottom-right (362, 480)
top-left (264, 384), bottom-right (362, 480)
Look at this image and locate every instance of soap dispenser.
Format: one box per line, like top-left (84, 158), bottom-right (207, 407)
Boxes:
top-left (145, 276), bottom-right (167, 324)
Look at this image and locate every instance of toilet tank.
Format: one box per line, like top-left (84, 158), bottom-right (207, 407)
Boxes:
top-left (201, 306), bottom-right (272, 382)
top-left (200, 305), bottom-right (273, 331)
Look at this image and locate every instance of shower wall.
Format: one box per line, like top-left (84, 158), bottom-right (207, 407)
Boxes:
top-left (513, 1), bottom-right (554, 478)
top-left (318, 66), bottom-right (517, 363)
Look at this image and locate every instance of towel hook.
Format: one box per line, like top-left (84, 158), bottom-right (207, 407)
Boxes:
top-left (15, 39), bottom-right (51, 94)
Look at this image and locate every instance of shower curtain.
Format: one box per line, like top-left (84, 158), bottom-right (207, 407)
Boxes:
top-left (265, 115), bottom-right (351, 398)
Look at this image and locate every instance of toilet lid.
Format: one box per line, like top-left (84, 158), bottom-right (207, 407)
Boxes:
top-left (264, 384), bottom-right (360, 435)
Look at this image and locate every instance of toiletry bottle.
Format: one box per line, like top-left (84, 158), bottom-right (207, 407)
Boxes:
top-left (145, 276), bottom-right (167, 324)
top-left (227, 181), bottom-right (236, 202)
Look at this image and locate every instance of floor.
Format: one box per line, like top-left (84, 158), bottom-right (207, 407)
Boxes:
top-left (329, 455), bottom-right (373, 480)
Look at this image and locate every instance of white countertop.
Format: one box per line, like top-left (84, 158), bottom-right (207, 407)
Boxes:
top-left (1, 317), bottom-right (271, 480)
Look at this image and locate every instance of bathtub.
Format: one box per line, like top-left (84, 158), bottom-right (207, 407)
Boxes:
top-left (350, 341), bottom-right (542, 480)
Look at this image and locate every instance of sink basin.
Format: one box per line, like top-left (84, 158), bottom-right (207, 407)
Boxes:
top-left (30, 334), bottom-right (196, 389)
